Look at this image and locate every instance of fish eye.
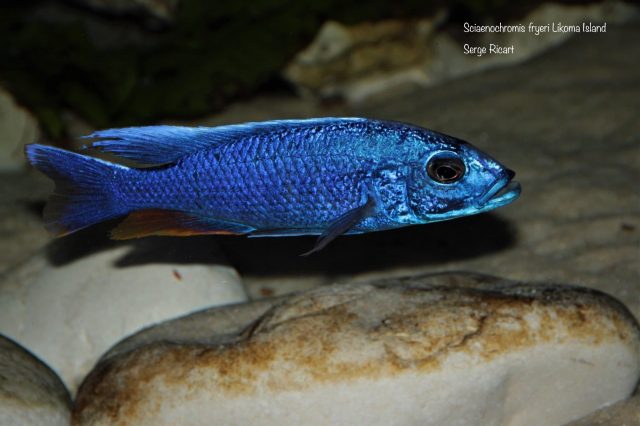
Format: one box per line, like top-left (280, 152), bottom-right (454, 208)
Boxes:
top-left (426, 154), bottom-right (466, 184)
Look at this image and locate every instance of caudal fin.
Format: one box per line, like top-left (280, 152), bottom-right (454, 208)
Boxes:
top-left (25, 144), bottom-right (129, 236)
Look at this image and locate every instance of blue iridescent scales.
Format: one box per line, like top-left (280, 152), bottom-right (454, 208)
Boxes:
top-left (24, 117), bottom-right (521, 254)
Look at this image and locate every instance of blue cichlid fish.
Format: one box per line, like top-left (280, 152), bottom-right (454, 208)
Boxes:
top-left (25, 118), bottom-right (520, 254)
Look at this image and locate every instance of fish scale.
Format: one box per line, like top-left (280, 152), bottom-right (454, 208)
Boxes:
top-left (153, 131), bottom-right (366, 229)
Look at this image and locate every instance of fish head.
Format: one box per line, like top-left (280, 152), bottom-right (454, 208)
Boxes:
top-left (407, 135), bottom-right (521, 223)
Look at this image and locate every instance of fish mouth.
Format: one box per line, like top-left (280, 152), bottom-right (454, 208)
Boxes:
top-left (476, 169), bottom-right (521, 210)
top-left (420, 169), bottom-right (521, 223)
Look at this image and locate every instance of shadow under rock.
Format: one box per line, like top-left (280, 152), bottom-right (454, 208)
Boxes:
top-left (218, 212), bottom-right (518, 278)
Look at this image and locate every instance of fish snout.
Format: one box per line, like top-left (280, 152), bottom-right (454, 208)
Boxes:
top-left (475, 168), bottom-right (519, 208)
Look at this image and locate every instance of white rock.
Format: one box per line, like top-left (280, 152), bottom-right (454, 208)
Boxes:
top-left (0, 87), bottom-right (40, 172)
top-left (0, 335), bottom-right (70, 426)
top-left (73, 273), bottom-right (640, 426)
top-left (0, 239), bottom-right (247, 394)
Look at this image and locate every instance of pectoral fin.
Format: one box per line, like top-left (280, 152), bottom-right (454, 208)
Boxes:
top-left (301, 196), bottom-right (376, 256)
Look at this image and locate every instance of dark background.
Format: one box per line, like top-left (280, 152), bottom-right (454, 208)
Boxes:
top-left (1, 0), bottom-right (612, 140)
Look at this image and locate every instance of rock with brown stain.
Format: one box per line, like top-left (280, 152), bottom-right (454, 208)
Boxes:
top-left (0, 335), bottom-right (71, 426)
top-left (73, 273), bottom-right (640, 426)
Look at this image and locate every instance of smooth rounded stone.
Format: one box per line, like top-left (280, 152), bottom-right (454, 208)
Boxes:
top-left (0, 87), bottom-right (40, 172)
top-left (0, 237), bottom-right (248, 394)
top-left (73, 273), bottom-right (640, 426)
top-left (0, 335), bottom-right (71, 426)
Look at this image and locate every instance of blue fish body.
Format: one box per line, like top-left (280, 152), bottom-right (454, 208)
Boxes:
top-left (25, 118), bottom-right (520, 253)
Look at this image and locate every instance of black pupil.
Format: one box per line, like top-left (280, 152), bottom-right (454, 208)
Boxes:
top-left (436, 165), bottom-right (457, 180)
top-left (427, 156), bottom-right (465, 183)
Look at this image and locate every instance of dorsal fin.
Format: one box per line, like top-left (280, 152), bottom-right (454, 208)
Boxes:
top-left (83, 117), bottom-right (368, 165)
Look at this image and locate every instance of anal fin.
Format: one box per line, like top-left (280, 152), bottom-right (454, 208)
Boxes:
top-left (111, 209), bottom-right (254, 239)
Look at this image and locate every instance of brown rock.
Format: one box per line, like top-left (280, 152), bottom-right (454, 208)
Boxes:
top-left (73, 273), bottom-right (640, 425)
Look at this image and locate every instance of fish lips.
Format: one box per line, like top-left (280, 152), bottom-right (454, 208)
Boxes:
top-left (475, 169), bottom-right (521, 210)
